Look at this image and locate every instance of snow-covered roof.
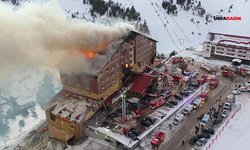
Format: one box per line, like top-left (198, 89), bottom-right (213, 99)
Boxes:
top-left (42, 89), bottom-right (97, 123)
top-left (204, 32), bottom-right (250, 48)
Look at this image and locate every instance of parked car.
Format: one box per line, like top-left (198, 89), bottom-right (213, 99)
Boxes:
top-left (106, 113), bottom-right (118, 120)
top-left (174, 94), bottom-right (183, 100)
top-left (145, 117), bottom-right (156, 124)
top-left (128, 102), bottom-right (139, 109)
top-left (189, 83), bottom-right (200, 87)
top-left (200, 114), bottom-right (209, 126)
top-left (212, 111), bottom-right (219, 118)
top-left (180, 88), bottom-right (193, 96)
top-left (173, 113), bottom-right (184, 125)
top-left (221, 110), bottom-right (228, 118)
top-left (130, 128), bottom-right (141, 136)
top-left (245, 81), bottom-right (250, 87)
top-left (239, 86), bottom-right (250, 92)
top-left (223, 102), bottom-right (231, 110)
top-left (211, 119), bottom-right (222, 127)
top-left (232, 89), bottom-right (241, 95)
top-left (127, 132), bottom-right (137, 140)
top-left (169, 101), bottom-right (178, 105)
top-left (189, 136), bottom-right (199, 145)
top-left (196, 138), bottom-right (207, 146)
top-left (164, 102), bottom-right (174, 108)
top-left (141, 119), bottom-right (152, 127)
top-left (197, 133), bottom-right (210, 139)
top-left (183, 104), bottom-right (194, 115)
top-left (202, 128), bottom-right (215, 134)
top-left (163, 91), bottom-right (173, 98)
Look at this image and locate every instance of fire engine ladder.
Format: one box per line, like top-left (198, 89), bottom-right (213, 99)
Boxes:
top-left (144, 64), bottom-right (172, 80)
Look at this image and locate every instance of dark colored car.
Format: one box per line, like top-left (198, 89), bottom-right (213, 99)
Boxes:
top-left (174, 94), bottom-right (183, 100)
top-left (189, 136), bottom-right (198, 145)
top-left (169, 101), bottom-right (178, 105)
top-left (106, 113), bottom-right (118, 120)
top-left (141, 119), bottom-right (152, 127)
top-left (128, 102), bottom-right (139, 109)
top-left (213, 111), bottom-right (219, 118)
top-left (127, 132), bottom-right (137, 140)
top-left (130, 128), bottom-right (141, 136)
top-left (197, 133), bottom-right (211, 139)
top-left (163, 91), bottom-right (173, 98)
top-left (164, 102), bottom-right (174, 108)
top-left (145, 117), bottom-right (156, 124)
top-left (202, 128), bottom-right (215, 135)
top-left (189, 83), bottom-right (200, 87)
top-left (102, 121), bottom-right (109, 129)
top-left (180, 88), bottom-right (193, 96)
top-left (211, 119), bottom-right (222, 127)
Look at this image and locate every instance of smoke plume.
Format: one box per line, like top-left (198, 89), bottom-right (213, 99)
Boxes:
top-left (0, 1), bottom-right (134, 87)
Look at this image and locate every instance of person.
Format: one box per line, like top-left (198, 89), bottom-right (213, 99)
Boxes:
top-left (182, 140), bottom-right (184, 145)
top-left (195, 130), bottom-right (198, 134)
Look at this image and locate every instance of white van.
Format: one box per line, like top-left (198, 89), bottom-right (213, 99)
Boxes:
top-left (192, 98), bottom-right (202, 109)
top-left (173, 113), bottom-right (184, 125)
top-left (200, 114), bottom-right (210, 127)
top-left (183, 104), bottom-right (194, 115)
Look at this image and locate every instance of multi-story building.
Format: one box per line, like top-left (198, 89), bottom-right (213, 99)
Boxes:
top-left (202, 32), bottom-right (250, 64)
top-left (42, 31), bottom-right (157, 143)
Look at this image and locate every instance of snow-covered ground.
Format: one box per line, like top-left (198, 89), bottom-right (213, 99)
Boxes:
top-left (0, 67), bottom-right (62, 149)
top-left (203, 92), bottom-right (250, 150)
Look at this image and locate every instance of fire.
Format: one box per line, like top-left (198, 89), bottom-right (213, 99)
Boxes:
top-left (78, 50), bottom-right (94, 59)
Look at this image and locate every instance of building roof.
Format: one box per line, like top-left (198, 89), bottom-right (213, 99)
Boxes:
top-left (204, 32), bottom-right (250, 48)
top-left (129, 74), bottom-right (157, 94)
top-left (42, 89), bottom-right (97, 123)
top-left (58, 31), bottom-right (157, 76)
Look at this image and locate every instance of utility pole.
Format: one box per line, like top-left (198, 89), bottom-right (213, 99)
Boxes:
top-left (121, 95), bottom-right (126, 120)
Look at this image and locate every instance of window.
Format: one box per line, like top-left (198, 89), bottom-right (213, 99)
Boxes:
top-left (100, 72), bottom-right (103, 75)
top-left (50, 113), bottom-right (56, 121)
top-left (88, 93), bottom-right (91, 96)
top-left (70, 125), bottom-right (74, 130)
top-left (130, 54), bottom-right (132, 58)
top-left (111, 58), bottom-right (113, 62)
top-left (106, 68), bottom-right (108, 72)
top-left (117, 62), bottom-right (119, 66)
top-left (62, 128), bottom-right (65, 132)
top-left (61, 121), bottom-right (64, 125)
top-left (77, 83), bottom-right (80, 87)
top-left (101, 79), bottom-right (104, 83)
top-left (107, 76), bottom-right (109, 79)
top-left (100, 92), bottom-right (103, 95)
top-left (121, 61), bottom-right (123, 64)
top-left (130, 48), bottom-right (132, 52)
top-left (87, 86), bottom-right (90, 90)
top-left (130, 60), bottom-right (132, 64)
top-left (79, 90), bottom-right (81, 93)
top-left (117, 70), bottom-right (119, 73)
top-left (112, 72), bottom-right (114, 76)
top-left (112, 79), bottom-right (114, 83)
top-left (102, 86), bottom-right (104, 90)
top-left (112, 65), bottom-right (114, 69)
top-left (107, 83), bottom-right (109, 86)
top-left (53, 124), bottom-right (55, 128)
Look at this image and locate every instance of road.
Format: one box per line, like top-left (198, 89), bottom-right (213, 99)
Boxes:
top-left (160, 73), bottom-right (234, 150)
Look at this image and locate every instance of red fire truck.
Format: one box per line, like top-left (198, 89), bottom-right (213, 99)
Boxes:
top-left (240, 67), bottom-right (247, 76)
top-left (197, 75), bottom-right (207, 85)
top-left (172, 57), bottom-right (183, 64)
top-left (151, 131), bottom-right (165, 149)
top-left (171, 75), bottom-right (182, 81)
top-left (150, 97), bottom-right (166, 109)
top-left (221, 71), bottom-right (236, 78)
top-left (200, 89), bottom-right (209, 100)
top-left (209, 78), bottom-right (220, 89)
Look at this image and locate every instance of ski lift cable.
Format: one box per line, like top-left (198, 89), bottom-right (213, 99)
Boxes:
top-left (156, 0), bottom-right (191, 44)
top-left (147, 0), bottom-right (181, 51)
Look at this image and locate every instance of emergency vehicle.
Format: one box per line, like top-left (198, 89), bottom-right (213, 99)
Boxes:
top-left (209, 78), bottom-right (220, 89)
top-left (150, 97), bottom-right (166, 109)
top-left (151, 131), bottom-right (165, 149)
top-left (221, 71), bottom-right (236, 78)
top-left (200, 89), bottom-right (209, 100)
top-left (200, 114), bottom-right (210, 126)
top-left (172, 57), bottom-right (183, 64)
top-left (197, 75), bottom-right (207, 85)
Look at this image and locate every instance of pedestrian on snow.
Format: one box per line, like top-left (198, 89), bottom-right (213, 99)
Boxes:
top-left (230, 108), bottom-right (232, 111)
top-left (202, 113), bottom-right (204, 118)
top-left (235, 85), bottom-right (237, 88)
top-left (219, 99), bottom-right (221, 102)
top-left (216, 99), bottom-right (218, 103)
top-left (208, 112), bottom-right (210, 115)
top-left (211, 117), bottom-right (213, 121)
top-left (129, 140), bottom-right (131, 144)
top-left (195, 130), bottom-right (198, 134)
top-left (182, 140), bottom-right (185, 145)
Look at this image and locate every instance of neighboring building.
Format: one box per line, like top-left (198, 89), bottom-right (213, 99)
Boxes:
top-left (42, 31), bottom-right (157, 143)
top-left (202, 32), bottom-right (250, 64)
top-left (127, 74), bottom-right (157, 99)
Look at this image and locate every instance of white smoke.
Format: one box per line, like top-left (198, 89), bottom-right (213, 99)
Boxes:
top-left (0, 0), bottom-right (134, 87)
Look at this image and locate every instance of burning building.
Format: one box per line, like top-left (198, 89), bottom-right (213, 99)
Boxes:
top-left (42, 31), bottom-right (157, 143)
